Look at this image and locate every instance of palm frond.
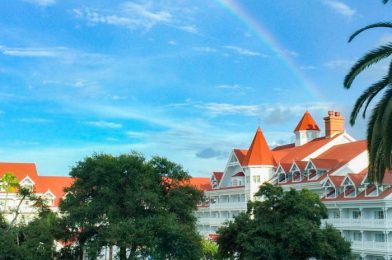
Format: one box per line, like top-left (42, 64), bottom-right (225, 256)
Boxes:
top-left (383, 0), bottom-right (390, 4)
top-left (344, 43), bottom-right (392, 89)
top-left (349, 22), bottom-right (392, 42)
top-left (349, 77), bottom-right (388, 125)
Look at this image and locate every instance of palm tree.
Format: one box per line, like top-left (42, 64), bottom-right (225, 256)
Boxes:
top-left (344, 0), bottom-right (392, 183)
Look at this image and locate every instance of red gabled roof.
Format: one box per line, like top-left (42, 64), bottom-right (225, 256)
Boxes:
top-left (294, 111), bottom-right (320, 132)
top-left (242, 127), bottom-right (276, 166)
top-left (347, 173), bottom-right (367, 187)
top-left (233, 149), bottom-right (247, 165)
top-left (293, 161), bottom-right (307, 171)
top-left (212, 172), bottom-right (223, 182)
top-left (328, 176), bottom-right (345, 188)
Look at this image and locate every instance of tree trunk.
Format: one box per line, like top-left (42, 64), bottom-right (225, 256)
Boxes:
top-left (119, 246), bottom-right (127, 260)
top-left (109, 246), bottom-right (113, 260)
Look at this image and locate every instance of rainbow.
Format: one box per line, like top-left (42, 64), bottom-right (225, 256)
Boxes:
top-left (215, 0), bottom-right (325, 102)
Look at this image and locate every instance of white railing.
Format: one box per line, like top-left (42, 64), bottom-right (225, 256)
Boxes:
top-left (350, 241), bottom-right (392, 252)
top-left (209, 202), bottom-right (247, 210)
top-left (323, 218), bottom-right (392, 229)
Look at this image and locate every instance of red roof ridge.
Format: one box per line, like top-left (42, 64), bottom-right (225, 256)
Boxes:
top-left (294, 111), bottom-right (320, 132)
top-left (243, 127), bottom-right (276, 166)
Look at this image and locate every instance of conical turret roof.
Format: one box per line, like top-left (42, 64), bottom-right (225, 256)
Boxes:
top-left (294, 111), bottom-right (320, 132)
top-left (243, 127), bottom-right (276, 166)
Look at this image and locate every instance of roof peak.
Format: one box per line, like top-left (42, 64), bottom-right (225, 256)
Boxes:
top-left (294, 111), bottom-right (320, 132)
top-left (243, 127), bottom-right (276, 166)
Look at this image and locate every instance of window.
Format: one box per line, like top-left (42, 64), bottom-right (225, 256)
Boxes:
top-left (352, 210), bottom-right (361, 219)
top-left (374, 210), bottom-right (385, 219)
top-left (375, 233), bottom-right (385, 242)
top-left (353, 232), bottom-right (362, 241)
top-left (246, 176), bottom-right (250, 183)
top-left (252, 176), bottom-right (260, 183)
top-left (332, 211), bottom-right (340, 219)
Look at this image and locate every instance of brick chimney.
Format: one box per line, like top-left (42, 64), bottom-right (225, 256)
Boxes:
top-left (324, 111), bottom-right (345, 138)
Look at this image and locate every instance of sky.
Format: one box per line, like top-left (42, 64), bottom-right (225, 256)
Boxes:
top-left (0, 0), bottom-right (391, 176)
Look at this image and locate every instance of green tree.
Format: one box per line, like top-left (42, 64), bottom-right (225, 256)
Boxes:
top-left (201, 239), bottom-right (219, 260)
top-left (217, 184), bottom-right (352, 260)
top-left (1, 172), bottom-right (20, 214)
top-left (344, 0), bottom-right (392, 182)
top-left (59, 152), bottom-right (203, 260)
top-left (0, 209), bottom-right (59, 260)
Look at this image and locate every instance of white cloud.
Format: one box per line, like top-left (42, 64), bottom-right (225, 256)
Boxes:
top-left (193, 46), bottom-right (217, 53)
top-left (0, 45), bottom-right (106, 64)
top-left (86, 120), bottom-right (122, 129)
top-left (300, 65), bottom-right (317, 70)
top-left (322, 0), bottom-right (356, 17)
top-left (216, 84), bottom-right (241, 90)
top-left (323, 59), bottom-right (355, 69)
top-left (22, 0), bottom-right (56, 6)
top-left (168, 40), bottom-right (177, 45)
top-left (17, 118), bottom-right (51, 124)
top-left (224, 45), bottom-right (267, 57)
top-left (73, 2), bottom-right (198, 34)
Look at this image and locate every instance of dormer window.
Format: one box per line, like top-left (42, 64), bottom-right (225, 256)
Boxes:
top-left (343, 178), bottom-right (356, 198)
top-left (20, 177), bottom-right (34, 191)
top-left (293, 171), bottom-right (301, 182)
top-left (323, 179), bottom-right (336, 199)
top-left (308, 169), bottom-right (317, 180)
top-left (278, 173), bottom-right (286, 183)
top-left (43, 191), bottom-right (56, 206)
top-left (365, 184), bottom-right (379, 197)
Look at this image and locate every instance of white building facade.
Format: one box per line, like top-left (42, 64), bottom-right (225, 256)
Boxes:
top-left (196, 110), bottom-right (392, 260)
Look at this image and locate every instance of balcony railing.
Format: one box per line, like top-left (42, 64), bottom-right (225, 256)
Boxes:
top-left (323, 218), bottom-right (392, 229)
top-left (209, 202), bottom-right (247, 210)
top-left (350, 240), bottom-right (392, 252)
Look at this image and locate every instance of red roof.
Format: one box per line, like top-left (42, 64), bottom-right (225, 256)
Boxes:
top-left (233, 149), bottom-right (247, 165)
top-left (277, 135), bottom-right (341, 164)
top-left (36, 176), bottom-right (73, 206)
top-left (347, 173), bottom-right (367, 187)
top-left (232, 171), bottom-right (245, 177)
top-left (328, 176), bottom-right (345, 188)
top-left (311, 159), bottom-right (341, 170)
top-left (0, 162), bottom-right (39, 183)
top-left (187, 177), bottom-right (211, 191)
top-left (242, 127), bottom-right (276, 166)
top-left (294, 111), bottom-right (320, 132)
top-left (0, 162), bottom-right (73, 207)
top-left (316, 140), bottom-right (367, 163)
top-left (212, 172), bottom-right (223, 182)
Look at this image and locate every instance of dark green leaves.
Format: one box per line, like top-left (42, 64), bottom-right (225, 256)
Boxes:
top-left (217, 184), bottom-right (352, 260)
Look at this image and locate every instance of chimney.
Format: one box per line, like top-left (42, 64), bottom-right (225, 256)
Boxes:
top-left (323, 111), bottom-right (345, 138)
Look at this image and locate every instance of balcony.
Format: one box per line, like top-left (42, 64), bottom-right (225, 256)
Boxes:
top-left (322, 218), bottom-right (392, 229)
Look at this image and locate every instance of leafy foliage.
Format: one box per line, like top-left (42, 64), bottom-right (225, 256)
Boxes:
top-left (59, 152), bottom-right (203, 260)
top-left (217, 184), bottom-right (352, 260)
top-left (344, 1), bottom-right (392, 182)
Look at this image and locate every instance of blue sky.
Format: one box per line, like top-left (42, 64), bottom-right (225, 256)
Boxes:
top-left (0, 0), bottom-right (391, 176)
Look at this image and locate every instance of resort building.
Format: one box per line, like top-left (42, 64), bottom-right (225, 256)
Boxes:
top-left (0, 163), bottom-right (73, 224)
top-left (196, 110), bottom-right (392, 260)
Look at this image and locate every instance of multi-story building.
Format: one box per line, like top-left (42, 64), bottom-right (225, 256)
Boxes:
top-left (0, 162), bottom-right (73, 224)
top-left (196, 110), bottom-right (392, 260)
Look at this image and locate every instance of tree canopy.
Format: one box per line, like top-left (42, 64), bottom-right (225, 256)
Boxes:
top-left (344, 0), bottom-right (392, 182)
top-left (217, 183), bottom-right (352, 260)
top-left (59, 152), bottom-right (204, 260)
